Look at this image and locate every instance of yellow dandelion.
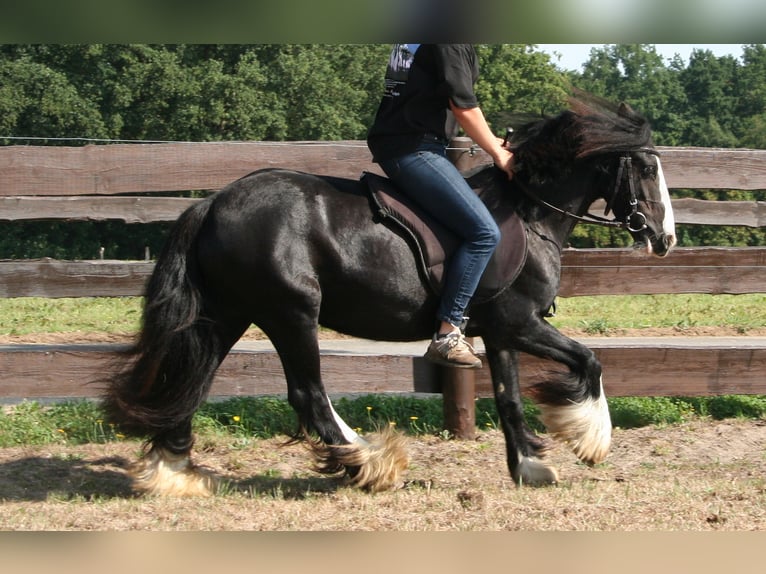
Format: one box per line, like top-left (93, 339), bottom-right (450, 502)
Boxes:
top-left (57, 429), bottom-right (66, 434)
top-left (389, 421), bottom-right (396, 427)
top-left (366, 406), bottom-right (372, 412)
top-left (409, 416), bottom-right (418, 421)
top-left (232, 415), bottom-right (241, 423)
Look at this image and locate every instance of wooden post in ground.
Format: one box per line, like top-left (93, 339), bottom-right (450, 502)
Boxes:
top-left (440, 336), bottom-right (477, 440)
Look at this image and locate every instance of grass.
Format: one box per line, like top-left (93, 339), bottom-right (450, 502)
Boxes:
top-left (2, 394), bottom-right (765, 449)
top-left (548, 293), bottom-right (766, 334)
top-left (0, 294), bottom-right (765, 448)
top-left (0, 297), bottom-right (142, 337)
top-left (2, 293), bottom-right (766, 337)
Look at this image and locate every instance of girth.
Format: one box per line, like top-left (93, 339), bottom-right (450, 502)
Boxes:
top-left (362, 171), bottom-right (528, 303)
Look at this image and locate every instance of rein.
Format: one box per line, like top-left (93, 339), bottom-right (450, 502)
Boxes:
top-left (511, 147), bottom-right (659, 232)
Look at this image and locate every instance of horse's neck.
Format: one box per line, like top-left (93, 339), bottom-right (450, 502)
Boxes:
top-left (520, 175), bottom-right (601, 248)
top-left (471, 167), bottom-right (600, 250)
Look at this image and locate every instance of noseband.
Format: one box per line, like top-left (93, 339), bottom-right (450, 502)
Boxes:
top-left (514, 147), bottom-right (659, 232)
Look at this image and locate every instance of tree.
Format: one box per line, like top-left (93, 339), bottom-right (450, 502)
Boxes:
top-left (248, 44), bottom-right (389, 141)
top-left (474, 44), bottom-right (570, 131)
top-left (0, 55), bottom-right (107, 141)
top-left (574, 44), bottom-right (687, 145)
top-left (736, 44), bottom-right (766, 149)
top-left (678, 49), bottom-right (739, 147)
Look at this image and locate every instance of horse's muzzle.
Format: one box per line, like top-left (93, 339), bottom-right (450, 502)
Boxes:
top-left (634, 230), bottom-right (676, 257)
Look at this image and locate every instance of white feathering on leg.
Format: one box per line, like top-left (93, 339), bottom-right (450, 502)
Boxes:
top-left (537, 378), bottom-right (612, 464)
top-left (132, 447), bottom-right (220, 497)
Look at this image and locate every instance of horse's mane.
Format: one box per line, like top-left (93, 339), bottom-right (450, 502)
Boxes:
top-left (509, 90), bottom-right (653, 183)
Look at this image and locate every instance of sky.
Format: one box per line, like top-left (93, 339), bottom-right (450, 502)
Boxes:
top-left (536, 44), bottom-right (746, 71)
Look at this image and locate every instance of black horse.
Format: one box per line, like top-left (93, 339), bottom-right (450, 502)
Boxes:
top-left (104, 95), bottom-right (676, 495)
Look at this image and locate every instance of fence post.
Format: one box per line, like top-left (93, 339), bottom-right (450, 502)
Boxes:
top-left (439, 338), bottom-right (477, 440)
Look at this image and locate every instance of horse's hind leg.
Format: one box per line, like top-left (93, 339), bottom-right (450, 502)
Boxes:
top-left (131, 318), bottom-right (250, 497)
top-left (133, 418), bottom-right (220, 497)
top-left (266, 322), bottom-right (408, 492)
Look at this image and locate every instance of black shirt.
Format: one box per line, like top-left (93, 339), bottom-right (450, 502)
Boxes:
top-left (367, 44), bottom-right (480, 162)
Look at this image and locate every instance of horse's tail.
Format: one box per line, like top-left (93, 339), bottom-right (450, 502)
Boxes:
top-left (103, 197), bottom-right (220, 440)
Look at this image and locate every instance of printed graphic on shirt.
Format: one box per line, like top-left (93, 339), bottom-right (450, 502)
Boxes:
top-left (383, 44), bottom-right (420, 98)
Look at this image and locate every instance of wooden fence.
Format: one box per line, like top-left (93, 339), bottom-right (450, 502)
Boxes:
top-left (1, 141), bottom-right (766, 422)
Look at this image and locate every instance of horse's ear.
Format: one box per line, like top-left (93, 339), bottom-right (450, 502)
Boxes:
top-left (618, 102), bottom-right (634, 117)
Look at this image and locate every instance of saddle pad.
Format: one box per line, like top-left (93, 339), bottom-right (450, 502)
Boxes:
top-left (363, 172), bottom-right (527, 302)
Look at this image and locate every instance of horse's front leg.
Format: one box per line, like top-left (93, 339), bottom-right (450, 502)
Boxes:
top-left (515, 319), bottom-right (612, 466)
top-left (485, 345), bottom-right (558, 486)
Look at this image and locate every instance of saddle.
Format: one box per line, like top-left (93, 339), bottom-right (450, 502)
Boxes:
top-left (363, 171), bottom-right (527, 302)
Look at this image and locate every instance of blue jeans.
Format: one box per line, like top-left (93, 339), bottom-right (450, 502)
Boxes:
top-left (379, 139), bottom-right (501, 328)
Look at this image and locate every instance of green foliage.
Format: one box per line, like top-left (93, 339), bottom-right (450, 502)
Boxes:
top-left (334, 395), bottom-right (447, 435)
top-left (2, 394), bottom-right (763, 448)
top-left (474, 44), bottom-right (570, 126)
top-left (608, 397), bottom-right (696, 428)
top-left (575, 44), bottom-right (689, 146)
top-left (0, 402), bottom-right (65, 446)
top-left (705, 395), bottom-right (766, 419)
top-left (0, 220), bottom-right (172, 260)
top-left (0, 400), bottom-right (121, 447)
top-left (475, 397), bottom-right (545, 433)
top-left (196, 397), bottom-right (298, 439)
top-left (609, 395), bottom-right (766, 427)
top-left (1, 43), bottom-right (766, 256)
top-left (0, 53), bottom-right (108, 139)
top-left (0, 44), bottom-right (392, 144)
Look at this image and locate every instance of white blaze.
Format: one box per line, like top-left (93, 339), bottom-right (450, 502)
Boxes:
top-left (656, 158), bottom-right (677, 245)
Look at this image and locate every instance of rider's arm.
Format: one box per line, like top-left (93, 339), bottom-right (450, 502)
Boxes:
top-left (450, 101), bottom-right (515, 179)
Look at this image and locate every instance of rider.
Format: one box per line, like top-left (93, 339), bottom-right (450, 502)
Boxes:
top-left (367, 44), bottom-right (515, 369)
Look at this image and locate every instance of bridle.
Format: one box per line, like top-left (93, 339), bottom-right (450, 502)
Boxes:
top-left (510, 145), bottom-right (659, 233)
top-left (604, 147), bottom-right (663, 232)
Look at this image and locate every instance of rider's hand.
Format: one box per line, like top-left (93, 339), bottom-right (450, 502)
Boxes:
top-left (491, 138), bottom-right (515, 180)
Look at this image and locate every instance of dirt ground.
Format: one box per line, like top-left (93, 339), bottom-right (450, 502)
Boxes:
top-left (0, 417), bottom-right (763, 531)
top-left (1, 325), bottom-right (764, 530)
top-left (3, 323), bottom-right (766, 346)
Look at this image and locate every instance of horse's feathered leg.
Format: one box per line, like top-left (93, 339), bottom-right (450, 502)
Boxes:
top-left (485, 346), bottom-right (559, 486)
top-left (263, 312), bottom-right (409, 493)
top-left (103, 197), bottom-right (252, 496)
top-left (512, 318), bottom-right (612, 466)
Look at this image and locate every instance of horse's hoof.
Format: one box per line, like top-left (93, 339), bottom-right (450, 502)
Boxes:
top-left (514, 456), bottom-right (559, 486)
top-left (347, 427), bottom-right (410, 492)
top-left (310, 426), bottom-right (410, 493)
top-left (132, 447), bottom-right (220, 497)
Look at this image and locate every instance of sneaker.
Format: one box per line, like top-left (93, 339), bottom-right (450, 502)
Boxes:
top-left (424, 332), bottom-right (482, 369)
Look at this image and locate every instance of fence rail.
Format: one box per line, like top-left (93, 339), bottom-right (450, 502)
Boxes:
top-left (2, 246), bottom-right (765, 299)
top-left (1, 141), bottom-right (766, 415)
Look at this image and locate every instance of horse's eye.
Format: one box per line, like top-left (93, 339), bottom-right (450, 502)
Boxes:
top-left (641, 165), bottom-right (657, 179)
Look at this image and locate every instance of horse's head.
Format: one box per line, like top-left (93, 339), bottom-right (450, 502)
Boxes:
top-left (570, 97), bottom-right (676, 257)
top-left (602, 147), bottom-right (677, 257)
top-left (508, 93), bottom-right (677, 257)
